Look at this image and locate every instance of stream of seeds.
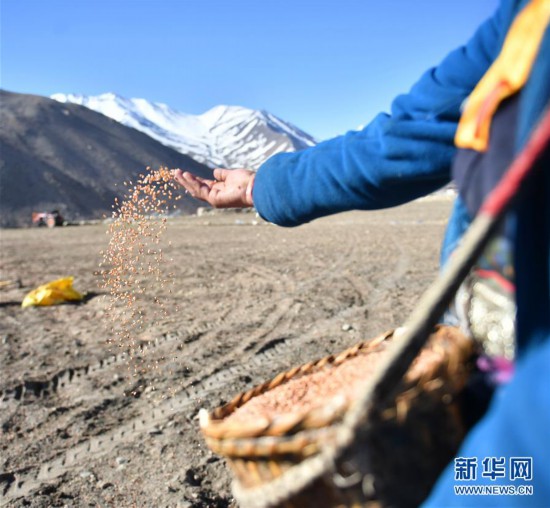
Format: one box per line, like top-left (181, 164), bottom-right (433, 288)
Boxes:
top-left (100, 167), bottom-right (182, 397)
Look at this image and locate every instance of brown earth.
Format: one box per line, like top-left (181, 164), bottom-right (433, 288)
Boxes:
top-left (0, 197), bottom-right (453, 507)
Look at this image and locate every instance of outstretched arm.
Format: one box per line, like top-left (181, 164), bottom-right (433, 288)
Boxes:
top-left (173, 2), bottom-right (512, 226)
top-left (252, 2), bottom-right (512, 227)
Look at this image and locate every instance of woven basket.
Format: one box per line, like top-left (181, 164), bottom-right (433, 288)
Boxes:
top-left (200, 325), bottom-right (473, 507)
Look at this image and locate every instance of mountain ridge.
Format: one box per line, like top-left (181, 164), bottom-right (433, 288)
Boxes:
top-left (51, 92), bottom-right (317, 170)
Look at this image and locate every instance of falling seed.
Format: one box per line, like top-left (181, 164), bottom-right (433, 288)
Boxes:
top-left (99, 166), bottom-right (186, 398)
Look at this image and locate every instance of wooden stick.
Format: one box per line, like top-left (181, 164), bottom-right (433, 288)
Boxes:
top-left (347, 106), bottom-right (550, 430)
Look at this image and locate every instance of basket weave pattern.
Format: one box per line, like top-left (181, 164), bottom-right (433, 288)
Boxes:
top-left (200, 326), bottom-right (473, 506)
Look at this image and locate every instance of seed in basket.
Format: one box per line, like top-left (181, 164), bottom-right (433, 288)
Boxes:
top-left (201, 327), bottom-right (473, 507)
top-left (224, 345), bottom-right (390, 425)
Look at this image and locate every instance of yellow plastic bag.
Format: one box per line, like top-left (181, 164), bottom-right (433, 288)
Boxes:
top-left (21, 277), bottom-right (84, 308)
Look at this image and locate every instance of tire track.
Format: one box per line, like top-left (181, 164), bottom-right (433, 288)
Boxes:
top-left (1, 292), bottom-right (301, 503)
top-left (1, 222), bottom-right (415, 504)
top-left (0, 204), bottom-right (451, 507)
top-left (0, 339), bottom-right (297, 504)
top-left (293, 243), bottom-right (357, 294)
top-left (0, 323), bottom-right (215, 405)
top-left (0, 264), bottom-right (299, 407)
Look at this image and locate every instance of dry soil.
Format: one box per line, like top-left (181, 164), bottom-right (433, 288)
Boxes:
top-left (0, 197), bottom-right (452, 507)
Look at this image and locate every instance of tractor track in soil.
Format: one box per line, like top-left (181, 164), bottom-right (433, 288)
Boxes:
top-left (0, 202), bottom-right (452, 507)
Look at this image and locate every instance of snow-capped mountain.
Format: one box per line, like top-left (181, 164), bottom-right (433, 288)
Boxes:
top-left (51, 92), bottom-right (317, 170)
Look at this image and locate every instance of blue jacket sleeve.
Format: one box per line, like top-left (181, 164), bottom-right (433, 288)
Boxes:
top-left (252, 2), bottom-right (513, 227)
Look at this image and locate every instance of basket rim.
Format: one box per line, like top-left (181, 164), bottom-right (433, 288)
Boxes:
top-left (200, 330), bottom-right (393, 439)
top-left (200, 325), bottom-right (472, 442)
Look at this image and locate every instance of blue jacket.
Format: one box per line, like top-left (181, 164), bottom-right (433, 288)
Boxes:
top-left (253, 0), bottom-right (550, 505)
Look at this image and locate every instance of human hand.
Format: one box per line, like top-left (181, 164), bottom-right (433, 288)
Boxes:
top-left (173, 168), bottom-right (255, 208)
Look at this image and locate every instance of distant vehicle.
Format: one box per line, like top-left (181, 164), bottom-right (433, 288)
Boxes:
top-left (32, 210), bottom-right (64, 228)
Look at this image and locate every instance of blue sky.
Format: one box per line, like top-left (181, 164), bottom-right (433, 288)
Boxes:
top-left (1, 0), bottom-right (499, 140)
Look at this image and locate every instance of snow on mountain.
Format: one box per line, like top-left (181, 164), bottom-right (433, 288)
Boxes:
top-left (51, 92), bottom-right (317, 170)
